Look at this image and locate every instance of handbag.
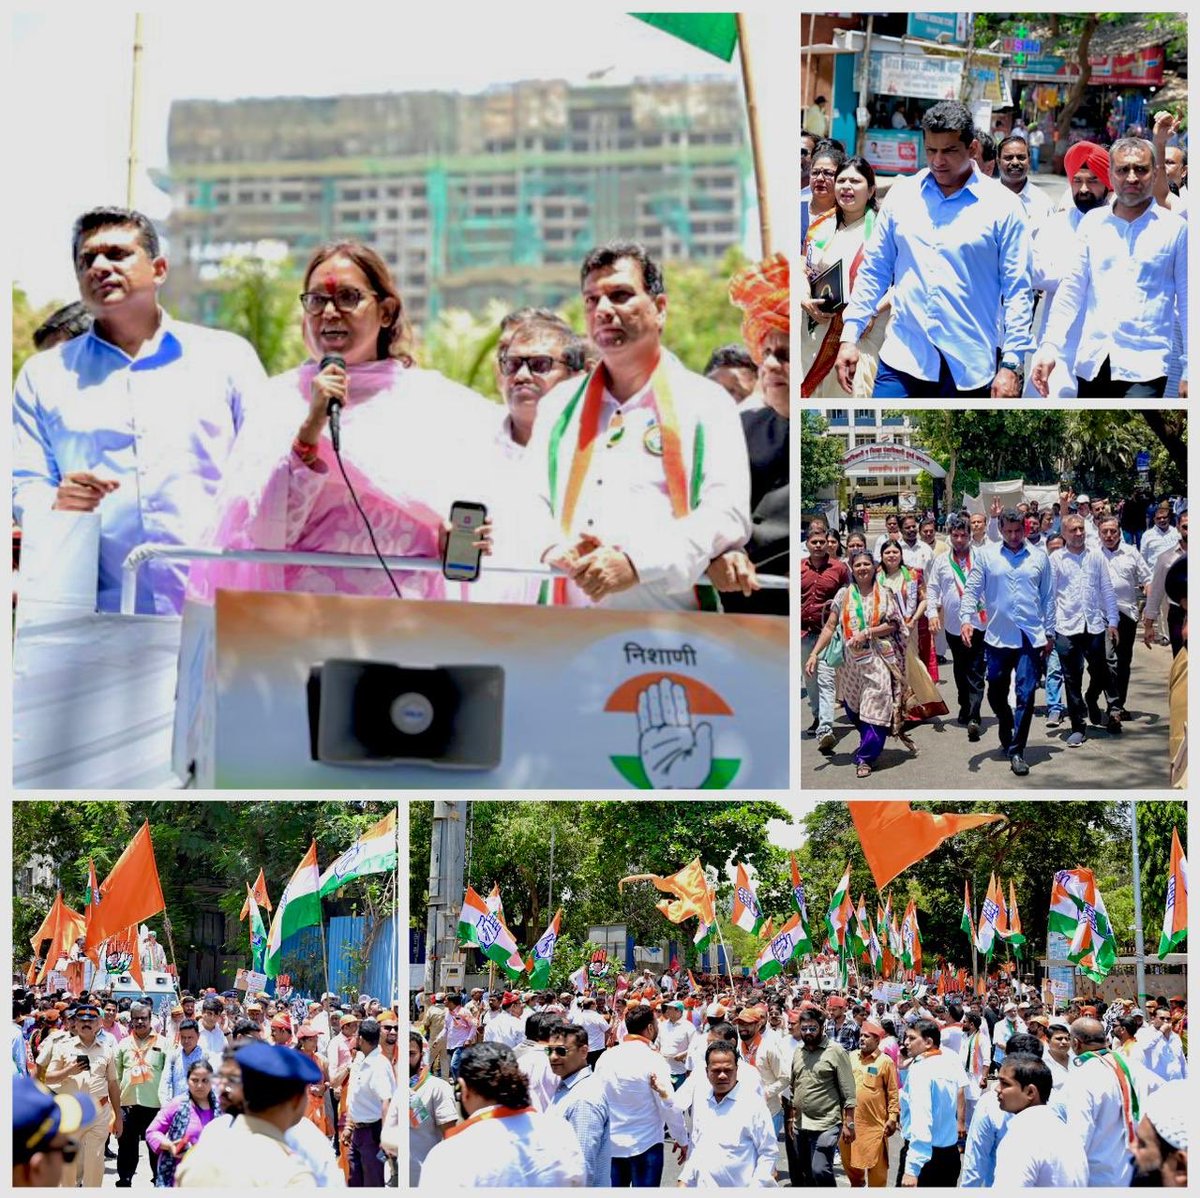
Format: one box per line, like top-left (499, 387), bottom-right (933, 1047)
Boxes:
top-left (822, 620), bottom-right (846, 667)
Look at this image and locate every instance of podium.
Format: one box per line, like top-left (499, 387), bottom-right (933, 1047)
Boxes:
top-left (175, 589), bottom-right (789, 789)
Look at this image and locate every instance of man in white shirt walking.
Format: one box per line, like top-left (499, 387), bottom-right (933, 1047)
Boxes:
top-left (345, 1018), bottom-right (396, 1188)
top-left (1098, 515), bottom-right (1151, 718)
top-left (993, 1053), bottom-right (1088, 1186)
top-left (655, 1001), bottom-right (694, 1089)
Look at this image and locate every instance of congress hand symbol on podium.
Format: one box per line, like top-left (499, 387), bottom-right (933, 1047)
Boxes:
top-left (636, 678), bottom-right (713, 789)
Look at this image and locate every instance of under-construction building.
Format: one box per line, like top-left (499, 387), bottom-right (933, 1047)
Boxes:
top-left (159, 77), bottom-right (749, 327)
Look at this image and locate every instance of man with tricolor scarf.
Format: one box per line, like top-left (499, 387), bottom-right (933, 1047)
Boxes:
top-left (1064, 1015), bottom-right (1161, 1186)
top-left (526, 241), bottom-right (750, 611)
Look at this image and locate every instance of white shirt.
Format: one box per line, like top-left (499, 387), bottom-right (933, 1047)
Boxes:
top-left (1006, 177), bottom-right (1056, 231)
top-left (285, 1111), bottom-right (347, 1187)
top-left (676, 1056), bottom-right (764, 1116)
top-left (482, 1010), bottom-right (525, 1050)
top-left (1101, 541), bottom-right (1152, 621)
top-left (1140, 523), bottom-right (1181, 572)
top-left (578, 1010), bottom-right (609, 1053)
top-left (525, 352), bottom-right (751, 610)
top-left (1051, 545), bottom-right (1118, 634)
top-left (677, 1081), bottom-right (778, 1188)
top-left (594, 1037), bottom-right (689, 1155)
top-left (1041, 202), bottom-right (1188, 385)
top-left (893, 537), bottom-right (934, 574)
top-left (656, 1017), bottom-right (695, 1076)
top-left (347, 1045), bottom-right (396, 1122)
top-left (516, 1041), bottom-right (560, 1112)
top-left (198, 1024), bottom-right (227, 1061)
top-left (1064, 1051), bottom-right (1161, 1186)
top-left (926, 548), bottom-right (986, 636)
top-left (1030, 207), bottom-right (1090, 396)
top-left (994, 1103), bottom-right (1089, 1187)
top-left (418, 1106), bottom-right (586, 1188)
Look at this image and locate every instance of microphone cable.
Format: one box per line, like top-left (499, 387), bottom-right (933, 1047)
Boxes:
top-left (317, 354), bottom-right (404, 599)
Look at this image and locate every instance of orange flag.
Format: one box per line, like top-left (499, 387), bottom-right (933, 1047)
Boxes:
top-left (30, 893), bottom-right (86, 985)
top-left (84, 822), bottom-right (166, 952)
top-left (619, 858), bottom-right (715, 925)
top-left (850, 802), bottom-right (1005, 889)
top-left (239, 868), bottom-right (273, 920)
top-left (98, 923), bottom-right (144, 989)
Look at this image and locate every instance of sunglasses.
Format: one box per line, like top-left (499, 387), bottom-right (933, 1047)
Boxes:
top-left (546, 1045), bottom-right (573, 1056)
top-left (763, 345), bottom-right (789, 365)
top-left (499, 354), bottom-right (565, 377)
top-left (299, 287), bottom-right (374, 315)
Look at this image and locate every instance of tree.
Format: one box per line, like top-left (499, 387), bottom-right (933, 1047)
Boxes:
top-left (215, 256), bottom-right (307, 376)
top-left (12, 286), bottom-right (65, 383)
top-left (800, 410), bottom-right (844, 510)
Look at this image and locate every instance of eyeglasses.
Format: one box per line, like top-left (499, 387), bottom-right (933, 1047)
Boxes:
top-left (131, 1018), bottom-right (150, 1025)
top-left (811, 169), bottom-right (837, 180)
top-left (499, 354), bottom-right (565, 377)
top-left (546, 1045), bottom-right (573, 1056)
top-left (299, 287), bottom-right (374, 315)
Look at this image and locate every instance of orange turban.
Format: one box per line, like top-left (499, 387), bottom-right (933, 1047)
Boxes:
top-left (1064, 141), bottom-right (1110, 193)
top-left (729, 253), bottom-right (789, 364)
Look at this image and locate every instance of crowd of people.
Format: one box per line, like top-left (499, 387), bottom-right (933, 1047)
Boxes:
top-left (11, 983), bottom-right (400, 1187)
top-left (409, 968), bottom-right (1188, 1187)
top-left (800, 101), bottom-right (1187, 398)
top-left (802, 490), bottom-right (1187, 781)
top-left (13, 208), bottom-right (789, 620)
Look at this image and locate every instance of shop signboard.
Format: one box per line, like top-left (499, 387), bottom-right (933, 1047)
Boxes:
top-left (875, 52), bottom-right (964, 100)
top-left (1012, 45), bottom-right (1165, 87)
top-left (907, 12), bottom-right (971, 45)
top-left (863, 128), bottom-right (923, 176)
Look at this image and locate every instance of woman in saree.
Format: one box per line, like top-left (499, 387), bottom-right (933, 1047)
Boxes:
top-left (877, 541), bottom-right (949, 723)
top-left (801, 145), bottom-right (843, 275)
top-left (804, 549), bottom-right (915, 778)
top-left (191, 240), bottom-right (495, 600)
top-left (801, 155), bottom-right (889, 398)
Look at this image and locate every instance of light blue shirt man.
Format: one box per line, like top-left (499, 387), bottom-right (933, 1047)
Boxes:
top-left (549, 1062), bottom-right (611, 1187)
top-left (13, 313), bottom-right (265, 614)
top-left (962, 539), bottom-right (1056, 649)
top-left (841, 164), bottom-right (1034, 389)
top-left (899, 1047), bottom-right (970, 1179)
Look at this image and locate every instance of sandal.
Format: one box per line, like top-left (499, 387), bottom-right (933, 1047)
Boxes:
top-left (856, 764), bottom-right (872, 779)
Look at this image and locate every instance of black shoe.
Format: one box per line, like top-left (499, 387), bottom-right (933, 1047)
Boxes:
top-left (1106, 710), bottom-right (1122, 733)
top-left (956, 714), bottom-right (968, 726)
top-left (1113, 707), bottom-right (1132, 721)
top-left (967, 720), bottom-right (981, 742)
top-left (806, 717), bottom-right (819, 736)
top-left (1087, 704), bottom-right (1105, 726)
top-left (1009, 755), bottom-right (1030, 776)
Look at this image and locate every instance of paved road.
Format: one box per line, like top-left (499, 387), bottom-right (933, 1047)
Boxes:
top-left (803, 530), bottom-right (1176, 790)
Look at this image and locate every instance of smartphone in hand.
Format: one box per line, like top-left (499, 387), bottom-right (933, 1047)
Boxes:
top-left (442, 501), bottom-right (487, 582)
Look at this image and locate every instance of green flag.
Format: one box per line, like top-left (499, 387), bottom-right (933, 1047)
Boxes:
top-left (246, 884), bottom-right (267, 974)
top-left (632, 13), bottom-right (739, 61)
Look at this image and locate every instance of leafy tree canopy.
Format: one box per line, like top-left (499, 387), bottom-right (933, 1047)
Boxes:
top-left (801, 410), bottom-right (845, 509)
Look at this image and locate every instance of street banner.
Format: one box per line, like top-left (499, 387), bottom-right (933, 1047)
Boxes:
top-left (180, 593), bottom-right (787, 789)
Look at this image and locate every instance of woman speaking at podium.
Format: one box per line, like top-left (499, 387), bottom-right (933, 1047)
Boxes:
top-left (190, 241), bottom-right (496, 600)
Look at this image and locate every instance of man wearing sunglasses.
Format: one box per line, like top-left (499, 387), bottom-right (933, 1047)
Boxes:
top-left (40, 1002), bottom-right (122, 1186)
top-left (13, 206), bottom-right (267, 615)
top-left (113, 1002), bottom-right (167, 1185)
top-left (548, 1020), bottom-right (613, 1187)
top-left (494, 308), bottom-right (587, 456)
top-left (13, 1074), bottom-right (102, 1188)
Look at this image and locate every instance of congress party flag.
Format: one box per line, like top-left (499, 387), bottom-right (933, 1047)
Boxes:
top-left (1157, 828), bottom-right (1187, 959)
top-left (789, 855), bottom-right (817, 951)
top-left (526, 909), bottom-right (563, 989)
top-left (960, 880), bottom-right (973, 943)
top-left (850, 802), bottom-right (1005, 889)
top-left (264, 840), bottom-right (322, 979)
top-left (458, 886), bottom-right (524, 980)
top-left (758, 916), bottom-right (776, 943)
top-left (852, 895), bottom-right (870, 959)
top-left (1007, 881), bottom-right (1026, 959)
top-left (1049, 868), bottom-right (1117, 982)
top-left (825, 863), bottom-right (854, 952)
top-left (246, 883), bottom-right (268, 974)
top-left (900, 899), bottom-right (921, 972)
top-left (976, 874), bottom-right (1003, 960)
top-left (754, 914), bottom-right (804, 981)
top-left (693, 918), bottom-right (714, 953)
top-left (318, 809), bottom-right (397, 897)
top-left (732, 862), bottom-right (765, 935)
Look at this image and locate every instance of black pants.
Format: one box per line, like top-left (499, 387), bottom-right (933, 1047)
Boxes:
top-left (116, 1104), bottom-right (159, 1186)
top-left (789, 1126), bottom-right (839, 1186)
top-left (1102, 613), bottom-right (1139, 709)
top-left (918, 1144), bottom-right (962, 1186)
top-left (1077, 357), bottom-right (1166, 397)
top-left (587, 1048), bottom-right (604, 1069)
top-left (1056, 630), bottom-right (1112, 731)
top-left (946, 630), bottom-right (986, 723)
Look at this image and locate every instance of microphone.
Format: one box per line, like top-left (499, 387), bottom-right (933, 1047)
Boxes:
top-left (319, 354), bottom-right (346, 452)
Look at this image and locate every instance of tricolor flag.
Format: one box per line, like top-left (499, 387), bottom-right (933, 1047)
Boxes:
top-left (900, 899), bottom-right (921, 972)
top-left (1048, 868), bottom-right (1117, 982)
top-left (265, 841), bottom-right (322, 979)
top-left (1007, 880), bottom-right (1025, 959)
top-left (246, 883), bottom-right (267, 974)
top-left (976, 873), bottom-right (1003, 960)
top-left (1157, 828), bottom-right (1188, 959)
top-left (865, 919), bottom-right (883, 971)
top-left (486, 884), bottom-right (505, 918)
top-left (568, 965), bottom-right (588, 994)
top-left (731, 863), bottom-right (765, 935)
top-left (459, 887), bottom-right (524, 980)
top-left (825, 863), bottom-right (854, 952)
top-left (790, 854), bottom-right (817, 947)
top-left (888, 909), bottom-right (903, 958)
top-left (852, 895), bottom-right (870, 959)
top-left (754, 914), bottom-right (804, 981)
top-left (318, 809), bottom-right (398, 897)
top-left (526, 909), bottom-right (563, 989)
top-left (693, 919), bottom-right (714, 953)
top-left (960, 880), bottom-right (973, 942)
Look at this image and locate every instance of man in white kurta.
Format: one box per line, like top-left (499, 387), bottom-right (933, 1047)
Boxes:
top-left (993, 1055), bottom-right (1088, 1186)
top-left (526, 243), bottom-right (750, 611)
top-left (678, 1047), bottom-right (777, 1187)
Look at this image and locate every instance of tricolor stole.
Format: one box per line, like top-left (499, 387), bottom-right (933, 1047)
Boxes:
top-left (540, 359), bottom-right (712, 608)
top-left (1078, 1050), bottom-right (1140, 1147)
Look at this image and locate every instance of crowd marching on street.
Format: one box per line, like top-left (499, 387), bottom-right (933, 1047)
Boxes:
top-left (409, 969), bottom-right (1188, 1187)
top-left (12, 985), bottom-right (400, 1188)
top-left (801, 101), bottom-right (1188, 399)
top-left (802, 490), bottom-right (1187, 782)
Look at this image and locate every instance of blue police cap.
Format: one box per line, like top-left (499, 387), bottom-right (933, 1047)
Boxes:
top-left (13, 1076), bottom-right (98, 1163)
top-left (235, 1040), bottom-right (322, 1085)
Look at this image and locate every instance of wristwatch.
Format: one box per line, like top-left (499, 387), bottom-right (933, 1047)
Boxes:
top-left (999, 354), bottom-right (1023, 374)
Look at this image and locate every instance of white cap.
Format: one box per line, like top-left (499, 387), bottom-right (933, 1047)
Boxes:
top-left (705, 1001), bottom-right (727, 1018)
top-left (1144, 1080), bottom-right (1190, 1150)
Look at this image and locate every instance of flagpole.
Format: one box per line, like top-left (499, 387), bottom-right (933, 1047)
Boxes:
top-left (319, 910), bottom-right (331, 998)
top-left (712, 915), bottom-right (737, 992)
top-left (1129, 801), bottom-right (1148, 1006)
top-left (735, 13), bottom-right (771, 255)
top-left (970, 875), bottom-right (979, 992)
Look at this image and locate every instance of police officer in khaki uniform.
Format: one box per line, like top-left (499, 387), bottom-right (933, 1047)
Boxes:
top-left (40, 1003), bottom-right (123, 1186)
top-left (175, 1041), bottom-right (320, 1187)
